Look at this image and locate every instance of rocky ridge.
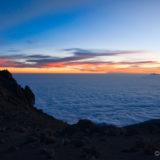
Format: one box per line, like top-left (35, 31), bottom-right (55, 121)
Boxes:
top-left (0, 70), bottom-right (160, 160)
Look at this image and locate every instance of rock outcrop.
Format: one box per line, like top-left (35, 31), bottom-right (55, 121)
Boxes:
top-left (24, 85), bottom-right (35, 106)
top-left (0, 70), bottom-right (35, 107)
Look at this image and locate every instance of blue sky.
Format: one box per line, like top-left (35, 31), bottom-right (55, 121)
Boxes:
top-left (0, 0), bottom-right (160, 73)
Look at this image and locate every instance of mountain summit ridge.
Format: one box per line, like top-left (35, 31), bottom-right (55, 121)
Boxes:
top-left (0, 70), bottom-right (160, 160)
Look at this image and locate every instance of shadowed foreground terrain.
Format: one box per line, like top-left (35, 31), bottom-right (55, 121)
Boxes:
top-left (0, 70), bottom-right (160, 160)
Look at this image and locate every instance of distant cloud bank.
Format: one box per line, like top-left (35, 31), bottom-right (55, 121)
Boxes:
top-left (0, 48), bottom-right (159, 73)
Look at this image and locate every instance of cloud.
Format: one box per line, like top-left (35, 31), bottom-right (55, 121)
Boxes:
top-left (26, 40), bottom-right (33, 45)
top-left (67, 60), bottom-right (157, 65)
top-left (0, 0), bottom-right (98, 31)
top-left (22, 49), bottom-right (149, 67)
top-left (0, 59), bottom-right (21, 67)
top-left (0, 49), bottom-right (157, 70)
top-left (7, 48), bottom-right (21, 52)
top-left (64, 48), bottom-right (147, 57)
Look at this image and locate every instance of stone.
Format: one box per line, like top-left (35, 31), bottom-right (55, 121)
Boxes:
top-left (40, 147), bottom-right (55, 159)
top-left (8, 146), bottom-right (19, 152)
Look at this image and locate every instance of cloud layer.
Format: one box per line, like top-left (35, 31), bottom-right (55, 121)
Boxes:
top-left (0, 48), bottom-right (159, 73)
top-left (0, 49), bottom-right (150, 67)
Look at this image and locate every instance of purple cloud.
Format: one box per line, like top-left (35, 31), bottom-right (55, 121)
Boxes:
top-left (0, 49), bottom-right (156, 68)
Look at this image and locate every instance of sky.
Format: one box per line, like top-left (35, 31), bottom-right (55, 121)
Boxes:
top-left (0, 0), bottom-right (160, 73)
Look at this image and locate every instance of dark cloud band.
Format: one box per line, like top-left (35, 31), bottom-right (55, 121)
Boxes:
top-left (0, 49), bottom-right (156, 68)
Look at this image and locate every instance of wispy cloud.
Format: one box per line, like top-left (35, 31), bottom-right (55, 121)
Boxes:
top-left (26, 40), bottom-right (34, 45)
top-left (65, 48), bottom-right (146, 57)
top-left (0, 49), bottom-right (157, 70)
top-left (0, 0), bottom-right (97, 31)
top-left (7, 48), bottom-right (21, 53)
top-left (67, 61), bottom-right (157, 65)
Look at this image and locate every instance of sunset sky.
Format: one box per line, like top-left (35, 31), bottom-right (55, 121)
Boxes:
top-left (0, 0), bottom-right (160, 73)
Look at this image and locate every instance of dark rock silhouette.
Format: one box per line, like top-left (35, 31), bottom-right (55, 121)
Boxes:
top-left (0, 70), bottom-right (160, 160)
top-left (24, 85), bottom-right (35, 105)
top-left (0, 70), bottom-right (35, 107)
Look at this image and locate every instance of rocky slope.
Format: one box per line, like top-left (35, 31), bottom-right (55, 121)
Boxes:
top-left (0, 70), bottom-right (160, 160)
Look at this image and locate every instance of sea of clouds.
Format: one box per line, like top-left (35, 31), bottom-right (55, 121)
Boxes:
top-left (14, 73), bottom-right (160, 126)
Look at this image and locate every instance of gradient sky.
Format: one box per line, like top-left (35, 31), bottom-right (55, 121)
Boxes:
top-left (0, 0), bottom-right (160, 73)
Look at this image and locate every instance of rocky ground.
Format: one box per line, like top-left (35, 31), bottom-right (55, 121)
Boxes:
top-left (0, 70), bottom-right (160, 160)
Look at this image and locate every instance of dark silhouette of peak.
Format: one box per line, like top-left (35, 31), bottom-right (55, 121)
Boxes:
top-left (0, 70), bottom-right (35, 107)
top-left (0, 70), bottom-right (12, 79)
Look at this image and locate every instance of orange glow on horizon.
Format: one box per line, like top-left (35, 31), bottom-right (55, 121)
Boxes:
top-left (1, 65), bottom-right (160, 74)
